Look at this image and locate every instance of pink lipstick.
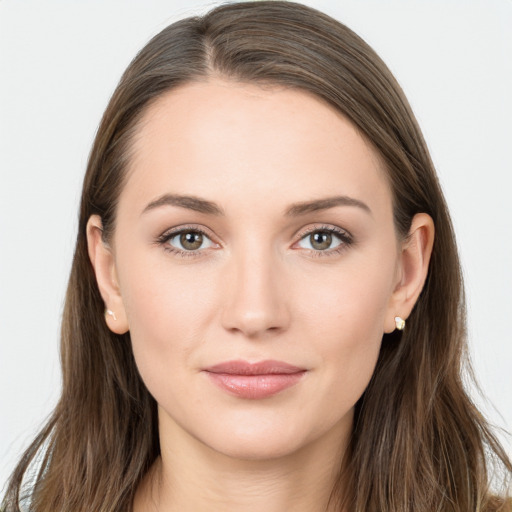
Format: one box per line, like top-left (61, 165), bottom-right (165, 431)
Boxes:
top-left (203, 360), bottom-right (306, 399)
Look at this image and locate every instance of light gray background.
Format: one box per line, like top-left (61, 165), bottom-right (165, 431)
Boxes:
top-left (1, 0), bottom-right (511, 492)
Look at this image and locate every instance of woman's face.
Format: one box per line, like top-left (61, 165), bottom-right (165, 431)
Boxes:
top-left (101, 79), bottom-right (406, 460)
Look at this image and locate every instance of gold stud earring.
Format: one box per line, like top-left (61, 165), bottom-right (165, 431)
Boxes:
top-left (106, 309), bottom-right (117, 321)
top-left (394, 316), bottom-right (405, 331)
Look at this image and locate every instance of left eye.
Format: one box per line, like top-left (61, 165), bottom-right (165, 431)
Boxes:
top-left (297, 230), bottom-right (345, 251)
top-left (167, 230), bottom-right (215, 251)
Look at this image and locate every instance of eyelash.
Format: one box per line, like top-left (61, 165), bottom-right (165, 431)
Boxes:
top-left (155, 224), bottom-right (353, 259)
top-left (295, 224), bottom-right (353, 258)
top-left (156, 224), bottom-right (215, 258)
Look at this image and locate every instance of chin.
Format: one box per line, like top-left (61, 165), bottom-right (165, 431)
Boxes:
top-left (196, 415), bottom-right (325, 462)
top-left (208, 434), bottom-right (308, 462)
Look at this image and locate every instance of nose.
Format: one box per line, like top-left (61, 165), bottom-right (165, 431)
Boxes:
top-left (220, 243), bottom-right (291, 339)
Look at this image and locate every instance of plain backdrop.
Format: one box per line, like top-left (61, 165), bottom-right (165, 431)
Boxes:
top-left (1, 0), bottom-right (511, 492)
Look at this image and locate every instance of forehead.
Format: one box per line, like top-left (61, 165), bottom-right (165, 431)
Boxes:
top-left (122, 78), bottom-right (391, 217)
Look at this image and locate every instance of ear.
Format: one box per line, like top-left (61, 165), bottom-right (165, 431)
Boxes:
top-left (384, 213), bottom-right (435, 333)
top-left (86, 215), bottom-right (129, 334)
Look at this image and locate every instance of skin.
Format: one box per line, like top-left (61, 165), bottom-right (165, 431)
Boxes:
top-left (87, 79), bottom-right (434, 512)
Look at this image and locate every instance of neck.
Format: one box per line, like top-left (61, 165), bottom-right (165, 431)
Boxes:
top-left (134, 413), bottom-right (351, 512)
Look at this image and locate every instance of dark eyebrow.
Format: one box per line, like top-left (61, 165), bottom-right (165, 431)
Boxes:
top-left (141, 194), bottom-right (225, 216)
top-left (141, 193), bottom-right (371, 218)
top-left (284, 195), bottom-right (372, 217)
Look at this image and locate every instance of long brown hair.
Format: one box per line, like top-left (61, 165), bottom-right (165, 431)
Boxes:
top-left (3, 2), bottom-right (511, 511)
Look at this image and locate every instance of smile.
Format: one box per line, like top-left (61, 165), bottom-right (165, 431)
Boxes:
top-left (203, 360), bottom-right (307, 399)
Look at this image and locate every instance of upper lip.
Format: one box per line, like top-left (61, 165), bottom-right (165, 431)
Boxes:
top-left (204, 360), bottom-right (305, 375)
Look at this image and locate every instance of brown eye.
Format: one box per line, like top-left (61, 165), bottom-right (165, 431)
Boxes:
top-left (180, 231), bottom-right (204, 250)
top-left (310, 231), bottom-right (332, 250)
top-left (165, 229), bottom-right (215, 252)
top-left (297, 228), bottom-right (346, 252)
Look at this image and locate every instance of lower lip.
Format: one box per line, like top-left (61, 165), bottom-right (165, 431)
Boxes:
top-left (205, 372), bottom-right (306, 399)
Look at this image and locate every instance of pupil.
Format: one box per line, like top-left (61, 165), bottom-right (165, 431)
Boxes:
top-left (180, 232), bottom-right (203, 250)
top-left (311, 231), bottom-right (331, 250)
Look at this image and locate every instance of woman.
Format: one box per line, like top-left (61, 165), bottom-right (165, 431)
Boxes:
top-left (2, 1), bottom-right (511, 511)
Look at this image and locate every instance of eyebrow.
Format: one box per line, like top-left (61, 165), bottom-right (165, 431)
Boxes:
top-left (284, 195), bottom-right (372, 217)
top-left (141, 193), bottom-right (371, 217)
top-left (142, 194), bottom-right (225, 216)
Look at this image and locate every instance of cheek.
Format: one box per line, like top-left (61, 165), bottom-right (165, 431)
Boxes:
top-left (295, 251), bottom-right (396, 402)
top-left (298, 248), bottom-right (395, 339)
top-left (116, 254), bottom-right (217, 396)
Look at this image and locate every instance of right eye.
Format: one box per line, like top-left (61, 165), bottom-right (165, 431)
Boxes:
top-left (157, 227), bottom-right (218, 257)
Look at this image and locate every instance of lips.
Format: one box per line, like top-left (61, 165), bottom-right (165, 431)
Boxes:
top-left (203, 360), bottom-right (307, 399)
